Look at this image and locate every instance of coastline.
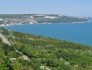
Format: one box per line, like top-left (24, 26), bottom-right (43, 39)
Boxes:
top-left (0, 20), bottom-right (90, 27)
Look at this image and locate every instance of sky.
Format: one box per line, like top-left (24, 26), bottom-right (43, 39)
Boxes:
top-left (0, 0), bottom-right (92, 17)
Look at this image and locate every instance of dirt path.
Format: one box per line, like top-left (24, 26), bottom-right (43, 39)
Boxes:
top-left (0, 33), bottom-right (11, 46)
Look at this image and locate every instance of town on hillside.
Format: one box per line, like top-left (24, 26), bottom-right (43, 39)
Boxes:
top-left (0, 14), bottom-right (88, 26)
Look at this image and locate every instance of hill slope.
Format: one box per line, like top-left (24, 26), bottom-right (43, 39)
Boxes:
top-left (0, 28), bottom-right (92, 70)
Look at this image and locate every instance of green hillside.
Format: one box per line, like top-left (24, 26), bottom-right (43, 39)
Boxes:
top-left (0, 28), bottom-right (92, 70)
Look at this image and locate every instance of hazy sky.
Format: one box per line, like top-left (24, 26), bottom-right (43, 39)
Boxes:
top-left (0, 0), bottom-right (92, 17)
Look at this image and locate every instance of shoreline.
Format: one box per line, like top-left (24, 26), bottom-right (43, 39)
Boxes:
top-left (0, 20), bottom-right (91, 27)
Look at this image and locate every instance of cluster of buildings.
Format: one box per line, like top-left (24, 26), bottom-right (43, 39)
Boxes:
top-left (0, 15), bottom-right (58, 26)
top-left (0, 14), bottom-right (88, 27)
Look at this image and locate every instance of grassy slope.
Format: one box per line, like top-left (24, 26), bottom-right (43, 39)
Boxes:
top-left (0, 28), bottom-right (92, 70)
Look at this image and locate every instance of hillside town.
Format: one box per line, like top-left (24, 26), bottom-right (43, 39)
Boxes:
top-left (0, 14), bottom-right (88, 26)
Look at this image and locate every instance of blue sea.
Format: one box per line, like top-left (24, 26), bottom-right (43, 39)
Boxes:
top-left (5, 22), bottom-right (92, 46)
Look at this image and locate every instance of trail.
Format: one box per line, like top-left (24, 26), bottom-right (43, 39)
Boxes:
top-left (0, 33), bottom-right (11, 46)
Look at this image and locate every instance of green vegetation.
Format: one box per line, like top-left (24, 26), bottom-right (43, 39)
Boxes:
top-left (0, 28), bottom-right (92, 70)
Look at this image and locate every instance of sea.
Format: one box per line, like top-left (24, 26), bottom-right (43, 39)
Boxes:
top-left (5, 22), bottom-right (92, 46)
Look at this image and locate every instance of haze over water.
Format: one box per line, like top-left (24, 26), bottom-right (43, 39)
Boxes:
top-left (5, 22), bottom-right (92, 46)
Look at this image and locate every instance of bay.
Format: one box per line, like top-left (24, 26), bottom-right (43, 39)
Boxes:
top-left (5, 22), bottom-right (92, 46)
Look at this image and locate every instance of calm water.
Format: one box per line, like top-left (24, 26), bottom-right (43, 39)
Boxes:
top-left (5, 22), bottom-right (92, 46)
